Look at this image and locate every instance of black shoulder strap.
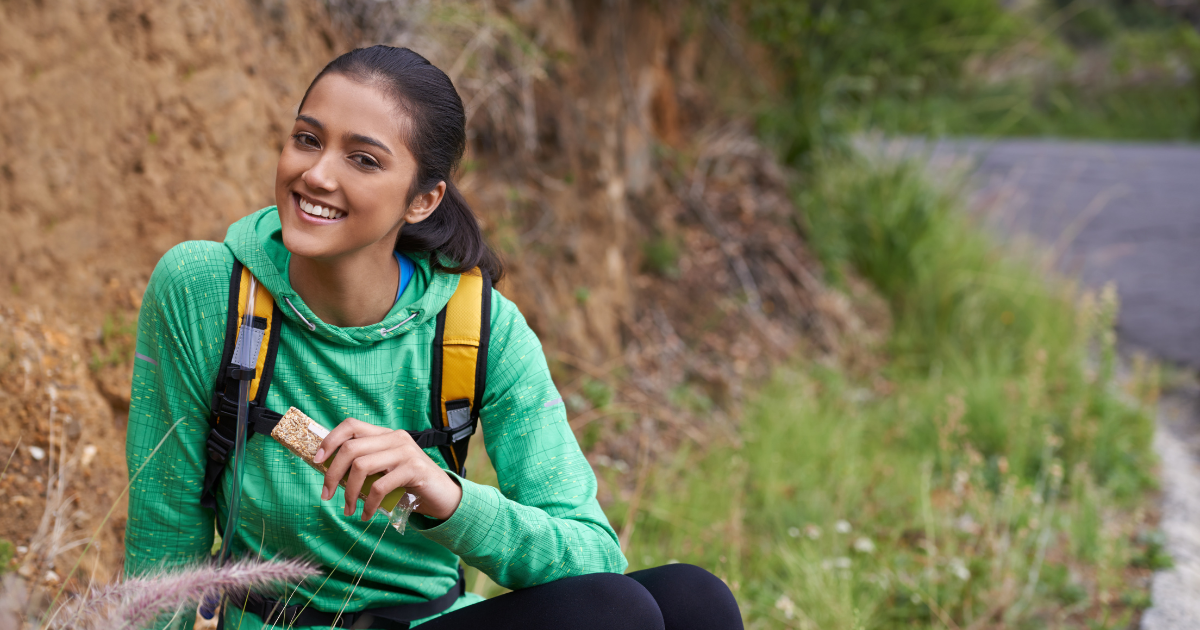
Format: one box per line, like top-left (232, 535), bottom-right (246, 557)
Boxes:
top-left (201, 261), bottom-right (284, 512)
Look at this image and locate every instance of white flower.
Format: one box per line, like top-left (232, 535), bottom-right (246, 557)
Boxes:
top-left (788, 527), bottom-right (801, 538)
top-left (853, 537), bottom-right (876, 554)
top-left (775, 594), bottom-right (796, 620)
top-left (834, 556), bottom-right (852, 569)
top-left (835, 520), bottom-right (852, 534)
top-left (805, 524), bottom-right (822, 540)
top-left (949, 558), bottom-right (971, 581)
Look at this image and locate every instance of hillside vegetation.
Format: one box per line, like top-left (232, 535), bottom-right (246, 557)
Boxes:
top-left (0, 0), bottom-right (1183, 627)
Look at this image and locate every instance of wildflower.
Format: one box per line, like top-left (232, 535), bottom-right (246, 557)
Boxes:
top-left (955, 514), bottom-right (981, 535)
top-left (853, 537), bottom-right (876, 554)
top-left (949, 558), bottom-right (970, 581)
top-left (835, 520), bottom-right (851, 534)
top-left (787, 527), bottom-right (801, 538)
top-left (805, 524), bottom-right (822, 540)
top-left (834, 556), bottom-right (851, 569)
top-left (775, 594), bottom-right (796, 620)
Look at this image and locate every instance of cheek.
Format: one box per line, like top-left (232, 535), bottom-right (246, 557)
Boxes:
top-left (276, 146), bottom-right (307, 185)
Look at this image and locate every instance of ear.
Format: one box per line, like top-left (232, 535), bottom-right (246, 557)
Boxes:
top-left (405, 181), bottom-right (446, 225)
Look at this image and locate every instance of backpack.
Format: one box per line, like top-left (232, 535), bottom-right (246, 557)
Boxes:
top-left (199, 259), bottom-right (492, 513)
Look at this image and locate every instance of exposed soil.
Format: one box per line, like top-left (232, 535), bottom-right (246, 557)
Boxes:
top-left (0, 0), bottom-right (873, 592)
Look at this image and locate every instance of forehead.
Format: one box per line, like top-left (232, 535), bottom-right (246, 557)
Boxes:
top-left (299, 73), bottom-right (408, 146)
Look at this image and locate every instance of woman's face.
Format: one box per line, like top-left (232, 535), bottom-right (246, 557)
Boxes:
top-left (275, 73), bottom-right (435, 261)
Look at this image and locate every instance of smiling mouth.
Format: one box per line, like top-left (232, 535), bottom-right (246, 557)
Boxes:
top-left (295, 193), bottom-right (346, 220)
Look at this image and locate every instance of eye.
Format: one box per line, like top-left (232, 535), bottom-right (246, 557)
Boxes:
top-left (292, 132), bottom-right (320, 149)
top-left (351, 154), bottom-right (381, 170)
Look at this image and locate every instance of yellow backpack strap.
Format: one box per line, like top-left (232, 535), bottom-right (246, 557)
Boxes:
top-left (428, 268), bottom-right (492, 476)
top-left (202, 261), bottom-right (285, 511)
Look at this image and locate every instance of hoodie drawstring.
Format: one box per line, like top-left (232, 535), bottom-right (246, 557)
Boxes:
top-left (283, 294), bottom-right (415, 333)
top-left (284, 297), bottom-right (317, 331)
top-left (381, 312), bottom-right (418, 336)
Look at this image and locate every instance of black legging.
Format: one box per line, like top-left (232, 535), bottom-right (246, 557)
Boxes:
top-left (419, 564), bottom-right (743, 630)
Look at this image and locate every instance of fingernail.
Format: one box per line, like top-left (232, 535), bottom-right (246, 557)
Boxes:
top-left (314, 448), bottom-right (325, 463)
top-left (321, 487), bottom-right (330, 501)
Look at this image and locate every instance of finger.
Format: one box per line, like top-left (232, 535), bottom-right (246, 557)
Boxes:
top-left (342, 450), bottom-right (400, 517)
top-left (361, 467), bottom-right (413, 521)
top-left (314, 418), bottom-right (388, 464)
top-left (323, 432), bottom-right (407, 509)
top-left (317, 420), bottom-right (387, 501)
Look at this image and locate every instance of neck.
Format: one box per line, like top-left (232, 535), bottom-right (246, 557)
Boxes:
top-left (289, 244), bottom-right (399, 328)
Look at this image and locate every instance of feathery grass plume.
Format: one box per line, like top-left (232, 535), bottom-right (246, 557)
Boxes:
top-left (47, 557), bottom-right (317, 630)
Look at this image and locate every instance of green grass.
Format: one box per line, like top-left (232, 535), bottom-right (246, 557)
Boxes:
top-left (613, 156), bottom-right (1160, 628)
top-left (855, 84), bottom-right (1199, 141)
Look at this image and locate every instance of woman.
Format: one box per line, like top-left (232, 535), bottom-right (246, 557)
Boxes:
top-left (125, 46), bottom-right (742, 629)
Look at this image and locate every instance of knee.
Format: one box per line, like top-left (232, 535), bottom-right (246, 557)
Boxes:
top-left (583, 572), bottom-right (664, 626)
top-left (660, 563), bottom-right (729, 593)
top-left (634, 563), bottom-right (733, 598)
top-left (629, 564), bottom-right (743, 630)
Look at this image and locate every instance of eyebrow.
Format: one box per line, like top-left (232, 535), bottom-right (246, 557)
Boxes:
top-left (296, 114), bottom-right (323, 130)
top-left (295, 115), bottom-right (394, 157)
top-left (347, 133), bottom-right (393, 156)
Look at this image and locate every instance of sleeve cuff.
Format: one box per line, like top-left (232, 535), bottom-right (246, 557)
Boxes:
top-left (416, 472), bottom-right (502, 556)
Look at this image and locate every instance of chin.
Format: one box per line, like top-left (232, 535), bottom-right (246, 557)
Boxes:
top-left (279, 226), bottom-right (330, 260)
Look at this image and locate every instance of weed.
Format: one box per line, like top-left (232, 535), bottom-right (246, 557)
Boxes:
top-left (89, 312), bottom-right (137, 373)
top-left (581, 378), bottom-right (613, 410)
top-left (641, 236), bottom-right (682, 278)
top-left (574, 287), bottom-right (590, 305)
top-left (623, 157), bottom-right (1157, 628)
top-left (0, 540), bottom-right (13, 575)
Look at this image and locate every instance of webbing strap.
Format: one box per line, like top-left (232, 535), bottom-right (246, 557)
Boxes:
top-left (235, 267), bottom-right (280, 401)
top-left (429, 269), bottom-right (491, 476)
top-left (202, 262), bottom-right (283, 512)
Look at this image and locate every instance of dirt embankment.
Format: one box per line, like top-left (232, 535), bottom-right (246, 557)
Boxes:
top-left (0, 0), bottom-right (339, 585)
top-left (0, 0), bottom-right (881, 588)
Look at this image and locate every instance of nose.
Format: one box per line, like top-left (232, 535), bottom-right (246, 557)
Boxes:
top-left (302, 151), bottom-right (339, 193)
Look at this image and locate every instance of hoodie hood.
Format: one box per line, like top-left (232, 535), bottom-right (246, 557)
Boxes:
top-left (224, 207), bottom-right (459, 347)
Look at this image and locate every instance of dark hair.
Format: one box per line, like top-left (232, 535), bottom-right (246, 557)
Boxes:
top-left (301, 45), bottom-right (503, 283)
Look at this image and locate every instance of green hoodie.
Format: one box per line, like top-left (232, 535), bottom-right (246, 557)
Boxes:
top-left (125, 208), bottom-right (627, 628)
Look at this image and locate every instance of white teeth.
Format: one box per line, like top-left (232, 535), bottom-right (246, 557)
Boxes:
top-left (298, 196), bottom-right (344, 219)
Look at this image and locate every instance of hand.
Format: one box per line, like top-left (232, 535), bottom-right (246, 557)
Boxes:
top-left (312, 418), bottom-right (463, 521)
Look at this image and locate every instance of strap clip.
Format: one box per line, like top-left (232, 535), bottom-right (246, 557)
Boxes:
top-left (229, 367), bottom-right (255, 381)
top-left (206, 428), bottom-right (235, 463)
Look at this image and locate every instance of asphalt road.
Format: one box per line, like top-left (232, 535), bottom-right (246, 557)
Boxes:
top-left (915, 138), bottom-right (1200, 369)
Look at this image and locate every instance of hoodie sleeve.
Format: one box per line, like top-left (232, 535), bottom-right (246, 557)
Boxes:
top-left (418, 292), bottom-right (628, 587)
top-left (125, 242), bottom-right (233, 577)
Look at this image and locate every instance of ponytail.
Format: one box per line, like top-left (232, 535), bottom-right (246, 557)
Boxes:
top-left (397, 180), bottom-right (504, 283)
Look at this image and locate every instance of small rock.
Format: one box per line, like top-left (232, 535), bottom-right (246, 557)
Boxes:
top-left (27, 446), bottom-right (45, 461)
top-left (80, 445), bottom-right (98, 468)
top-left (43, 570), bottom-right (59, 584)
top-left (15, 546), bottom-right (27, 555)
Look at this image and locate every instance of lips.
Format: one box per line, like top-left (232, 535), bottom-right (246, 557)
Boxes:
top-left (294, 192), bottom-right (346, 220)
